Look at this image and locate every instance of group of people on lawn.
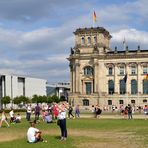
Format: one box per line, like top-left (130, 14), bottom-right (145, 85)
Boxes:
top-left (0, 109), bottom-right (21, 128)
top-left (27, 101), bottom-right (70, 143)
top-left (0, 102), bottom-right (148, 144)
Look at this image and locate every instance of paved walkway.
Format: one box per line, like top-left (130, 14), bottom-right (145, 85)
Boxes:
top-left (79, 113), bottom-right (147, 119)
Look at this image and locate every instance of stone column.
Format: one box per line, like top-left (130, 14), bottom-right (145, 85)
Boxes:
top-left (137, 63), bottom-right (142, 93)
top-left (126, 64), bottom-right (130, 94)
top-left (137, 63), bottom-right (141, 105)
top-left (94, 60), bottom-right (98, 93)
top-left (75, 62), bottom-right (80, 93)
top-left (73, 65), bottom-right (76, 93)
top-left (70, 65), bottom-right (73, 93)
top-left (114, 64), bottom-right (119, 94)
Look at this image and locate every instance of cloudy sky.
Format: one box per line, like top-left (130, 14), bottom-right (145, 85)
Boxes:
top-left (0, 0), bottom-right (148, 83)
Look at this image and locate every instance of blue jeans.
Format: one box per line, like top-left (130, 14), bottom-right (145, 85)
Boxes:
top-left (59, 118), bottom-right (67, 138)
top-left (26, 112), bottom-right (31, 121)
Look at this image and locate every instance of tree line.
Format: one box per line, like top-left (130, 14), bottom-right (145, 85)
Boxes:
top-left (1, 95), bottom-right (66, 109)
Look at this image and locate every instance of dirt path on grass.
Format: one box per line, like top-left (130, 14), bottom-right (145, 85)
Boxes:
top-left (0, 128), bottom-right (146, 148)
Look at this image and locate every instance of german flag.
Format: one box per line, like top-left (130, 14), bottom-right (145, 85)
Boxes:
top-left (93, 11), bottom-right (97, 22)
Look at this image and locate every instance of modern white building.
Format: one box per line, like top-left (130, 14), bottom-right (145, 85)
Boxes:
top-left (0, 73), bottom-right (47, 99)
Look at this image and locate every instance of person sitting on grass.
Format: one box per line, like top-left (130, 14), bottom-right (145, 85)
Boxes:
top-left (16, 113), bottom-right (21, 123)
top-left (44, 112), bottom-right (53, 123)
top-left (9, 109), bottom-right (16, 123)
top-left (27, 121), bottom-right (44, 143)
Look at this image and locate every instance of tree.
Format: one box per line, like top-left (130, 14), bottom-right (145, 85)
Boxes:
top-left (47, 96), bottom-right (52, 103)
top-left (13, 96), bottom-right (30, 108)
top-left (32, 95), bottom-right (39, 103)
top-left (1, 96), bottom-right (11, 108)
top-left (51, 95), bottom-right (60, 103)
top-left (60, 95), bottom-right (66, 101)
top-left (13, 96), bottom-right (21, 105)
top-left (19, 96), bottom-right (30, 104)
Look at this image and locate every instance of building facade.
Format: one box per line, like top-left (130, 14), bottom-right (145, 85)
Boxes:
top-left (68, 27), bottom-right (148, 109)
top-left (0, 74), bottom-right (47, 100)
top-left (46, 82), bottom-right (70, 100)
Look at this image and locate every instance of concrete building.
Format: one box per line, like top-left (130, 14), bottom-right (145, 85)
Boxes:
top-left (0, 73), bottom-right (47, 101)
top-left (68, 27), bottom-right (148, 109)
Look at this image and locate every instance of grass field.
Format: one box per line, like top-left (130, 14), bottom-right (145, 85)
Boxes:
top-left (0, 118), bottom-right (147, 148)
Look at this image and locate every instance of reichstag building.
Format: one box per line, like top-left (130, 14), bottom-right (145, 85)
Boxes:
top-left (68, 27), bottom-right (148, 109)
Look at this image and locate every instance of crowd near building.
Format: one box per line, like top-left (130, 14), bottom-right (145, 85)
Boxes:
top-left (68, 27), bottom-right (148, 109)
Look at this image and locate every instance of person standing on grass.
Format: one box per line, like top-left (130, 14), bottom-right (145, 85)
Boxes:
top-left (26, 104), bottom-right (32, 121)
top-left (57, 102), bottom-right (68, 141)
top-left (143, 105), bottom-right (148, 120)
top-left (34, 103), bottom-right (41, 121)
top-left (75, 105), bottom-right (80, 118)
top-left (0, 110), bottom-right (10, 128)
top-left (127, 104), bottom-right (133, 119)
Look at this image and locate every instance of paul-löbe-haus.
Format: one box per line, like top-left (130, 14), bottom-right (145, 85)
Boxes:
top-left (67, 27), bottom-right (148, 109)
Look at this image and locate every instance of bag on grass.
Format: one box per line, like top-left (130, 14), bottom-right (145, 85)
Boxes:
top-left (57, 120), bottom-right (60, 126)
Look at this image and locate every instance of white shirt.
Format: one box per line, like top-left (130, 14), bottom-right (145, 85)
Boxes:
top-left (27, 127), bottom-right (39, 143)
top-left (27, 106), bottom-right (32, 113)
top-left (9, 110), bottom-right (14, 118)
top-left (58, 109), bottom-right (67, 120)
top-left (16, 115), bottom-right (21, 120)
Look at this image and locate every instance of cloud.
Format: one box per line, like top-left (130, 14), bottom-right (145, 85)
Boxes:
top-left (0, 0), bottom-right (148, 84)
top-left (0, 0), bottom-right (82, 22)
top-left (111, 28), bottom-right (148, 50)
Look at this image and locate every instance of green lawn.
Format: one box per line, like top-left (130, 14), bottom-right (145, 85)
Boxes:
top-left (0, 118), bottom-right (147, 148)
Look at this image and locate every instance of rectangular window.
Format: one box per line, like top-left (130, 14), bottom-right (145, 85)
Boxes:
top-left (108, 67), bottom-right (113, 75)
top-left (131, 66), bottom-right (136, 75)
top-left (85, 82), bottom-right (91, 94)
top-left (108, 100), bottom-right (112, 105)
top-left (119, 66), bottom-right (124, 75)
top-left (143, 66), bottom-right (148, 74)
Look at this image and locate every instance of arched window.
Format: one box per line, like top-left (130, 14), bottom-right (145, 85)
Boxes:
top-left (131, 66), bottom-right (137, 75)
top-left (88, 37), bottom-right (91, 44)
top-left (84, 66), bottom-right (93, 76)
top-left (143, 80), bottom-right (148, 94)
top-left (82, 37), bottom-right (85, 45)
top-left (83, 99), bottom-right (89, 106)
top-left (108, 80), bottom-right (114, 94)
top-left (94, 36), bottom-right (97, 44)
top-left (131, 79), bottom-right (137, 94)
top-left (120, 79), bottom-right (126, 94)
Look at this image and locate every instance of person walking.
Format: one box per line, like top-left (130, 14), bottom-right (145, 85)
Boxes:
top-left (0, 110), bottom-right (10, 128)
top-left (68, 105), bottom-right (74, 119)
